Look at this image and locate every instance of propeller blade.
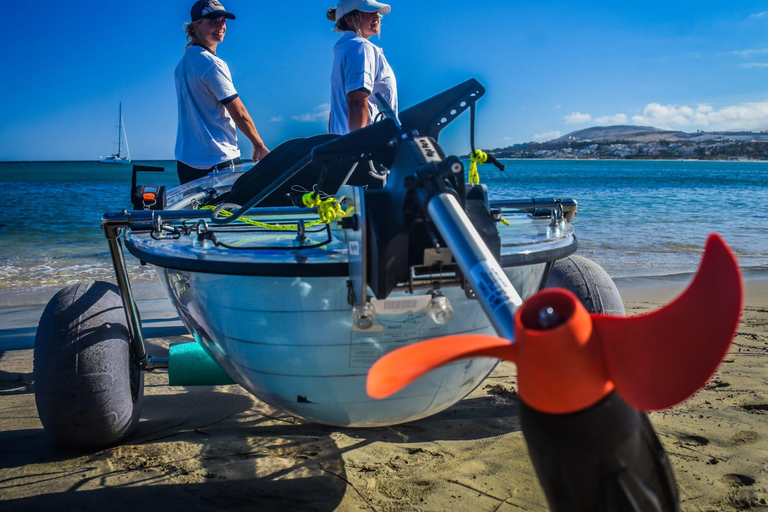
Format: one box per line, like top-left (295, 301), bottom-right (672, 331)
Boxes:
top-left (367, 234), bottom-right (742, 415)
top-left (595, 233), bottom-right (743, 411)
top-left (366, 334), bottom-right (512, 399)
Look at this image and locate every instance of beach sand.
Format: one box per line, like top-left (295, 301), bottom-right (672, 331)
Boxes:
top-left (0, 276), bottom-right (766, 511)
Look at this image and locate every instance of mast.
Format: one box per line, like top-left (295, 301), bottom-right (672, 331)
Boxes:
top-left (117, 102), bottom-right (123, 158)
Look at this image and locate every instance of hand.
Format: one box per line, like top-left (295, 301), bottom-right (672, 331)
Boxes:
top-left (253, 143), bottom-right (269, 163)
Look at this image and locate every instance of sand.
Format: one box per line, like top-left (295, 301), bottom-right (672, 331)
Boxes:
top-left (0, 276), bottom-right (766, 511)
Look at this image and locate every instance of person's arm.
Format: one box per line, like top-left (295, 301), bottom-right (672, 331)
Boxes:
top-left (224, 97), bottom-right (270, 161)
top-left (347, 89), bottom-right (370, 133)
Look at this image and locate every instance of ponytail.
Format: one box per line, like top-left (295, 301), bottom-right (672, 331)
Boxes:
top-left (330, 10), bottom-right (362, 35)
top-left (184, 21), bottom-right (198, 50)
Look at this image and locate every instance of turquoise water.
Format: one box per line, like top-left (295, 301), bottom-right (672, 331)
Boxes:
top-left (480, 159), bottom-right (768, 279)
top-left (0, 161), bottom-right (179, 292)
top-left (0, 159), bottom-right (766, 293)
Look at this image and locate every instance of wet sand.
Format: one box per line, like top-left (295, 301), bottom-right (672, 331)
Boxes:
top-left (0, 276), bottom-right (766, 511)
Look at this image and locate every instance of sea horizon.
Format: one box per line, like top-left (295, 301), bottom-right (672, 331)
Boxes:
top-left (4, 156), bottom-right (768, 164)
top-left (1, 159), bottom-right (766, 299)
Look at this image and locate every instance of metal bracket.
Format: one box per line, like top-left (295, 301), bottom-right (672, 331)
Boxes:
top-left (334, 185), bottom-right (367, 307)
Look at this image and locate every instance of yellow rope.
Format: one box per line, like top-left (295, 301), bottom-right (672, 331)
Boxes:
top-left (200, 206), bottom-right (325, 230)
top-left (469, 149), bottom-right (489, 185)
top-left (200, 193), bottom-right (349, 230)
top-left (301, 193), bottom-right (349, 224)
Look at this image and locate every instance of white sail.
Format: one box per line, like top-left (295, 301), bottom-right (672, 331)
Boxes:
top-left (100, 103), bottom-right (131, 164)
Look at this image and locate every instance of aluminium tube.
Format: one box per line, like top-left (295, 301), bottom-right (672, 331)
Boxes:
top-left (104, 224), bottom-right (148, 367)
top-left (427, 193), bottom-right (522, 341)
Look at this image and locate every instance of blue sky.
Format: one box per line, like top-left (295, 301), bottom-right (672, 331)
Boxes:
top-left (2, 1), bottom-right (768, 161)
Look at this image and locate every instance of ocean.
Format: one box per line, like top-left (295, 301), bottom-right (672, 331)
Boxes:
top-left (0, 159), bottom-right (766, 296)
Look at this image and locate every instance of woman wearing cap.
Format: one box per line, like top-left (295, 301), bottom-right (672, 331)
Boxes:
top-left (328, 0), bottom-right (398, 135)
top-left (175, 0), bottom-right (270, 184)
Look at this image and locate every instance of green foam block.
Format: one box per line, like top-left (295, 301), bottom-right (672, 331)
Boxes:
top-left (169, 342), bottom-right (236, 386)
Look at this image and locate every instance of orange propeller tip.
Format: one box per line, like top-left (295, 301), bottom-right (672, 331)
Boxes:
top-left (366, 372), bottom-right (397, 399)
top-left (366, 334), bottom-right (514, 400)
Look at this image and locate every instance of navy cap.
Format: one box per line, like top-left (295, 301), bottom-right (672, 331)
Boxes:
top-left (191, 0), bottom-right (236, 22)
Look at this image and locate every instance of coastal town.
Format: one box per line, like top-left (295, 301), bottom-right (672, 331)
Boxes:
top-left (489, 125), bottom-right (768, 160)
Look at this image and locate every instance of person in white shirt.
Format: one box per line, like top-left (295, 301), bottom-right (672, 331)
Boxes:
top-left (175, 0), bottom-right (269, 184)
top-left (328, 0), bottom-right (398, 136)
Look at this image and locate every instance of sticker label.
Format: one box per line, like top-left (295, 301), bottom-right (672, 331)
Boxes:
top-left (349, 240), bottom-right (360, 256)
top-left (371, 295), bottom-right (431, 315)
top-left (469, 261), bottom-right (522, 312)
top-left (416, 137), bottom-right (442, 163)
top-left (350, 314), bottom-right (448, 367)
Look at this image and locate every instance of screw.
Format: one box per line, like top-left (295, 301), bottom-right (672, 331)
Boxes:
top-left (538, 306), bottom-right (559, 329)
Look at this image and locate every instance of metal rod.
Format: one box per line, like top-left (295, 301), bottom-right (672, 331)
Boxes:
top-left (490, 198), bottom-right (577, 210)
top-left (537, 260), bottom-right (556, 292)
top-left (427, 193), bottom-right (521, 341)
top-left (100, 200), bottom-right (575, 232)
top-left (102, 205), bottom-right (314, 230)
top-left (394, 279), bottom-right (463, 293)
top-left (104, 223), bottom-right (148, 368)
top-left (490, 198), bottom-right (578, 222)
top-left (145, 357), bottom-right (169, 371)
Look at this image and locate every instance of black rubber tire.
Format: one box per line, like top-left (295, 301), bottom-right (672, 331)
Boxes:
top-left (546, 255), bottom-right (625, 316)
top-left (34, 280), bottom-right (144, 450)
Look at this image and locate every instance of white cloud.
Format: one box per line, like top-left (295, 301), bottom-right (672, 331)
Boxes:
top-left (595, 114), bottom-right (628, 125)
top-left (270, 115), bottom-right (283, 122)
top-left (533, 131), bottom-right (561, 141)
top-left (630, 103), bottom-right (711, 128)
top-left (750, 11), bottom-right (768, 18)
top-left (726, 48), bottom-right (768, 57)
top-left (292, 103), bottom-right (331, 122)
top-left (703, 102), bottom-right (768, 130)
top-left (564, 112), bottom-right (592, 124)
top-left (742, 62), bottom-right (768, 68)
top-left (502, 136), bottom-right (512, 141)
top-left (630, 101), bottom-right (768, 131)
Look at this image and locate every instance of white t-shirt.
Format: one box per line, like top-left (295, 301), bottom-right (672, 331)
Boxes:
top-left (174, 45), bottom-right (241, 168)
top-left (330, 31), bottom-right (398, 136)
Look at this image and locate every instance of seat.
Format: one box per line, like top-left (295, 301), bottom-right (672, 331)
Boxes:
top-left (225, 134), bottom-right (384, 207)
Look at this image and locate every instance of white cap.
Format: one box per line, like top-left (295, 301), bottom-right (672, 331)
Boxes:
top-left (335, 0), bottom-right (391, 21)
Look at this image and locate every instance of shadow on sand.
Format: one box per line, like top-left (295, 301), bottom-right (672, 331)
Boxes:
top-left (0, 374), bottom-right (522, 511)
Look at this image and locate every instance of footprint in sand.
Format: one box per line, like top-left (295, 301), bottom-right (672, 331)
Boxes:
top-left (730, 431), bottom-right (759, 445)
top-left (704, 379), bottom-right (730, 390)
top-left (720, 474), bottom-right (756, 487)
top-left (741, 403), bottom-right (768, 414)
top-left (678, 434), bottom-right (709, 446)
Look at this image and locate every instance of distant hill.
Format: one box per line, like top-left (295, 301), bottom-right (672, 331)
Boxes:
top-left (556, 125), bottom-right (686, 143)
top-left (489, 125), bottom-right (768, 160)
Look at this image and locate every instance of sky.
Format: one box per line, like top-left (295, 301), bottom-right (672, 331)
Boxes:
top-left (2, 0), bottom-right (768, 161)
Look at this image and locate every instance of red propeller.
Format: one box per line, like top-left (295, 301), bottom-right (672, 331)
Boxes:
top-left (367, 234), bottom-right (743, 414)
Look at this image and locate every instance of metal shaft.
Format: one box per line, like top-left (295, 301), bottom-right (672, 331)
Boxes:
top-left (427, 193), bottom-right (522, 341)
top-left (104, 224), bottom-right (147, 367)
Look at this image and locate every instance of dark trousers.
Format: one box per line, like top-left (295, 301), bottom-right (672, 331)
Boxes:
top-left (177, 158), bottom-right (241, 185)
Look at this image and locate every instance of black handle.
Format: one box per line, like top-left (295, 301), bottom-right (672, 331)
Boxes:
top-left (484, 152), bottom-right (505, 171)
top-left (520, 391), bottom-right (680, 512)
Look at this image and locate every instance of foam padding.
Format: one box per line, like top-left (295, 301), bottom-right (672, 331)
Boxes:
top-left (169, 342), bottom-right (236, 386)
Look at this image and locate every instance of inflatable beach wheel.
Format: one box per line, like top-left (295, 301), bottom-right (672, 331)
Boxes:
top-left (34, 281), bottom-right (144, 449)
top-left (546, 255), bottom-right (625, 316)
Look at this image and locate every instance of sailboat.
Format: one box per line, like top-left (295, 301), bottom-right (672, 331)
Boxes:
top-left (100, 102), bottom-right (131, 164)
